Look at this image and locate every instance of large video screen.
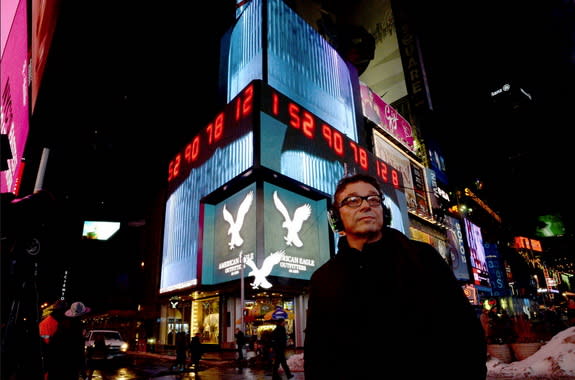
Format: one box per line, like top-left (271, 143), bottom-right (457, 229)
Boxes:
top-left (1, 0), bottom-right (29, 194)
top-left (221, 0), bottom-right (359, 142)
top-left (160, 86), bottom-right (255, 293)
top-left (463, 218), bottom-right (491, 288)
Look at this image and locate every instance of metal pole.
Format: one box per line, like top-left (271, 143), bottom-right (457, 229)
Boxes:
top-left (240, 251), bottom-right (245, 333)
top-left (34, 148), bottom-right (50, 192)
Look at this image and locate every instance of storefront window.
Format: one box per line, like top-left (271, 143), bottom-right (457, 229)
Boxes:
top-left (192, 296), bottom-right (220, 344)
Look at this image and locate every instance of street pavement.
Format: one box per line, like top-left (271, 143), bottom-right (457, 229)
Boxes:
top-left (131, 350), bottom-right (304, 380)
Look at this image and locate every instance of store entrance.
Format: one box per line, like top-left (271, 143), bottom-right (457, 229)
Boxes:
top-left (244, 293), bottom-right (295, 348)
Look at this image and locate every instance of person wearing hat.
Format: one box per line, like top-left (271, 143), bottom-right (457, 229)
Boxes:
top-left (48, 301), bottom-right (91, 380)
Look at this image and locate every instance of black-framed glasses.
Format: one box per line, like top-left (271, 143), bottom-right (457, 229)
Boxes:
top-left (339, 195), bottom-right (382, 208)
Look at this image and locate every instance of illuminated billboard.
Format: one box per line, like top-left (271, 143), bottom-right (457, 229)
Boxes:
top-left (484, 243), bottom-right (509, 297)
top-left (82, 221), bottom-right (121, 240)
top-left (160, 81), bottom-right (409, 293)
top-left (31, 0), bottom-right (62, 111)
top-left (1, 0), bottom-right (29, 194)
top-left (359, 82), bottom-right (415, 152)
top-left (201, 183), bottom-right (330, 286)
top-left (463, 218), bottom-right (491, 288)
top-left (160, 86), bottom-right (255, 293)
top-left (258, 83), bottom-right (409, 233)
top-left (535, 214), bottom-right (566, 237)
top-left (444, 215), bottom-right (471, 281)
top-left (221, 0), bottom-right (359, 142)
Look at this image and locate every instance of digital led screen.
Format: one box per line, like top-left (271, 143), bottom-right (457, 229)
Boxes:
top-left (410, 162), bottom-right (430, 216)
top-left (360, 82), bottom-right (415, 152)
top-left (444, 215), bottom-right (471, 281)
top-left (372, 131), bottom-right (417, 212)
top-left (1, 0), bottom-right (29, 194)
top-left (258, 83), bottom-right (409, 234)
top-left (535, 214), bottom-right (566, 237)
top-left (1, 0), bottom-right (19, 55)
top-left (160, 86), bottom-right (255, 294)
top-left (221, 0), bottom-right (359, 141)
top-left (201, 183), bottom-right (330, 286)
top-left (161, 81), bottom-right (410, 293)
top-left (82, 221), bottom-right (121, 240)
top-left (166, 83), bottom-right (256, 195)
top-left (31, 0), bottom-right (62, 111)
top-left (463, 218), bottom-right (491, 288)
top-left (484, 243), bottom-right (509, 297)
top-left (514, 236), bottom-right (542, 252)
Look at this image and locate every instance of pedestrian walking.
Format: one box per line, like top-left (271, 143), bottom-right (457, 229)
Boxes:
top-left (235, 328), bottom-right (246, 361)
top-left (189, 332), bottom-right (203, 372)
top-left (39, 300), bottom-right (67, 380)
top-left (47, 301), bottom-right (91, 380)
top-left (271, 318), bottom-right (293, 380)
top-left (304, 173), bottom-right (487, 380)
top-left (171, 331), bottom-right (188, 371)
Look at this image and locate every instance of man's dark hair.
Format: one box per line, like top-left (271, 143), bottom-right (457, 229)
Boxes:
top-left (333, 173), bottom-right (382, 205)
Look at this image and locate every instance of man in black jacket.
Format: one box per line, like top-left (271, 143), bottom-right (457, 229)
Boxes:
top-left (304, 173), bottom-right (487, 380)
top-left (271, 318), bottom-right (293, 379)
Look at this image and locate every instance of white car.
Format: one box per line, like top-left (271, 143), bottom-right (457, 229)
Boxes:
top-left (84, 329), bottom-right (129, 360)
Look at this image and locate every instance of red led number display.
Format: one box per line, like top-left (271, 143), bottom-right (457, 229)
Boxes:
top-left (268, 89), bottom-right (400, 189)
top-left (168, 84), bottom-right (254, 183)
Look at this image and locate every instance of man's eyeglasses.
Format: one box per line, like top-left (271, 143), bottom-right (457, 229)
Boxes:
top-left (339, 195), bottom-right (382, 208)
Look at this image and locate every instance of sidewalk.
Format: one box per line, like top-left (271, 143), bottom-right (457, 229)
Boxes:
top-left (129, 348), bottom-right (239, 366)
top-left (129, 348), bottom-right (305, 379)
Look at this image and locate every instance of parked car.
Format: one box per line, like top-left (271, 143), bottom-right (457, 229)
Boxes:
top-left (84, 329), bottom-right (129, 360)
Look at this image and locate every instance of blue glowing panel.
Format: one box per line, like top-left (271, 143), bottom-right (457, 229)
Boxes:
top-left (225, 0), bottom-right (263, 98)
top-left (222, 0), bottom-right (359, 141)
top-left (160, 135), bottom-right (253, 293)
top-left (160, 86), bottom-right (256, 294)
top-left (484, 243), bottom-right (510, 297)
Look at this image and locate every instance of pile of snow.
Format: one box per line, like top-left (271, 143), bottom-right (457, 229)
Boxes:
top-left (487, 326), bottom-right (575, 379)
top-left (286, 352), bottom-right (304, 372)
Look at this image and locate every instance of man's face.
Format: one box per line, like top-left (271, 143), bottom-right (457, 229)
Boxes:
top-left (336, 181), bottom-right (384, 237)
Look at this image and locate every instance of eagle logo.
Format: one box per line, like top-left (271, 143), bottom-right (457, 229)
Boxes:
top-left (222, 191), bottom-right (254, 250)
top-left (244, 250), bottom-right (285, 289)
top-left (273, 191), bottom-right (312, 247)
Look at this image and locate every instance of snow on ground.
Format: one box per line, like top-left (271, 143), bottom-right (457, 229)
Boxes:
top-left (487, 326), bottom-right (575, 379)
top-left (286, 352), bottom-right (304, 372)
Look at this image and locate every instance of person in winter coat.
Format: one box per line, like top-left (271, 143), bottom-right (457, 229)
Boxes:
top-left (304, 173), bottom-right (487, 380)
top-left (171, 331), bottom-right (188, 371)
top-left (48, 301), bottom-right (91, 380)
top-left (189, 332), bottom-right (203, 372)
top-left (39, 300), bottom-right (67, 380)
top-left (235, 328), bottom-right (246, 361)
top-left (271, 318), bottom-right (293, 380)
